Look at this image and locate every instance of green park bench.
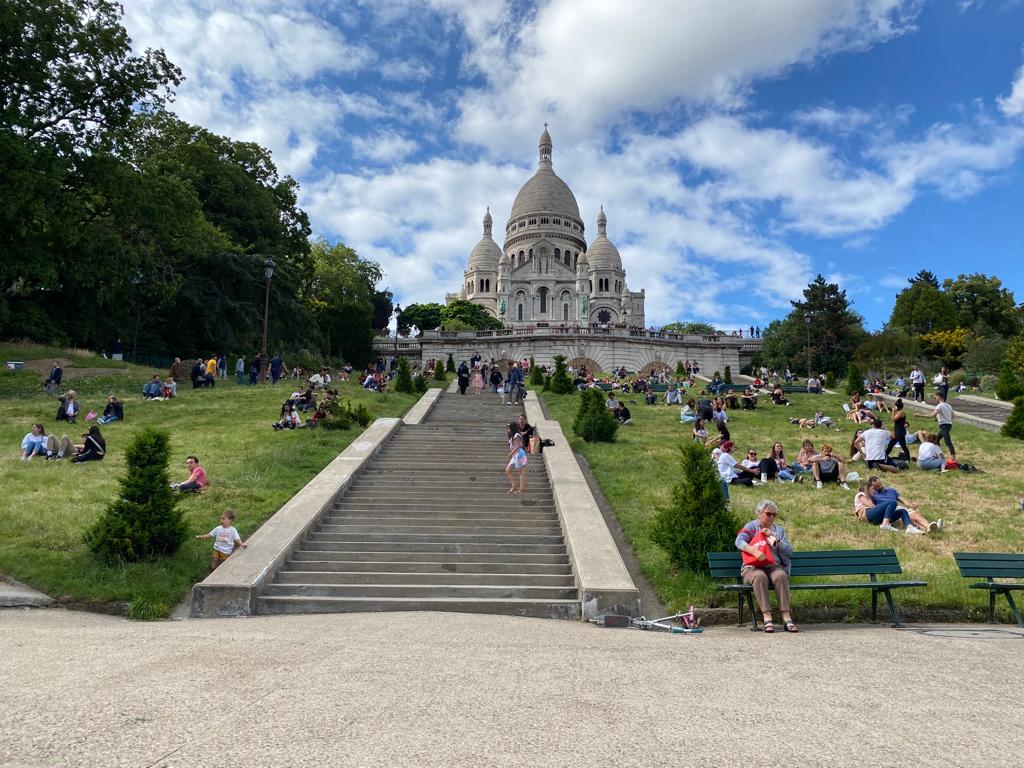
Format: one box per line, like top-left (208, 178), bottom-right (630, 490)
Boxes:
top-left (648, 383), bottom-right (669, 393)
top-left (954, 552), bottom-right (1024, 627)
top-left (708, 549), bottom-right (926, 629)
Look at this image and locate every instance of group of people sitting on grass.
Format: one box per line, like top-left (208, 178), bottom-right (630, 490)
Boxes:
top-left (20, 423), bottom-right (106, 463)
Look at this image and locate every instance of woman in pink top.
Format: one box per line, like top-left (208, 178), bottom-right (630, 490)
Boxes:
top-left (172, 455), bottom-right (208, 493)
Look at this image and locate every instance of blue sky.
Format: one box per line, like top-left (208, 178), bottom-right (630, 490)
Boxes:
top-left (123, 0), bottom-right (1024, 330)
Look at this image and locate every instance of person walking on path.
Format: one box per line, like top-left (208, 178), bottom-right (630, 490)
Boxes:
top-left (43, 362), bottom-right (63, 395)
top-left (196, 510), bottom-right (246, 572)
top-left (909, 365), bottom-right (925, 402)
top-left (269, 354), bottom-right (284, 384)
top-left (235, 356), bottom-right (245, 385)
top-left (249, 355), bottom-right (260, 386)
top-left (930, 393), bottom-right (956, 462)
top-left (169, 357), bottom-right (184, 384)
top-left (735, 500), bottom-right (797, 633)
top-left (504, 363), bottom-right (524, 405)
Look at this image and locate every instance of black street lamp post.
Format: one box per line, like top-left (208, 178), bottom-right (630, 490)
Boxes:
top-left (259, 256), bottom-right (276, 382)
top-left (393, 303), bottom-right (402, 363)
top-left (803, 312), bottom-right (812, 381)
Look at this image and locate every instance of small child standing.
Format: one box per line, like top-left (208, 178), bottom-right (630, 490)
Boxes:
top-left (196, 510), bottom-right (247, 571)
top-left (505, 433), bottom-right (528, 495)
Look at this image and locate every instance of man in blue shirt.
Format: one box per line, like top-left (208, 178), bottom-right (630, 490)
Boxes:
top-left (504, 363), bottom-right (524, 405)
top-left (269, 354), bottom-right (284, 384)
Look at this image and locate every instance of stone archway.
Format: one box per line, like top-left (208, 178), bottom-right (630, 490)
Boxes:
top-left (639, 361), bottom-right (669, 377)
top-left (568, 357), bottom-right (602, 375)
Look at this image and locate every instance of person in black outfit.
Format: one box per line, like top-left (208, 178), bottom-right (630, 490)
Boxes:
top-left (509, 414), bottom-right (535, 449)
top-left (73, 426), bottom-right (106, 463)
top-left (44, 362), bottom-right (63, 395)
top-left (885, 398), bottom-right (910, 461)
top-left (457, 361), bottom-right (470, 395)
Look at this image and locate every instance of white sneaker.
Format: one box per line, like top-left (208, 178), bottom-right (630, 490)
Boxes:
top-left (905, 525), bottom-right (925, 535)
top-left (816, 481), bottom-right (823, 489)
top-left (760, 473), bottom-right (768, 484)
top-left (840, 482), bottom-right (851, 490)
top-left (935, 518), bottom-right (943, 531)
top-left (879, 523), bottom-right (898, 531)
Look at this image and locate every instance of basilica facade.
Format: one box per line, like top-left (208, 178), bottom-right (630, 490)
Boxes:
top-left (447, 128), bottom-right (646, 328)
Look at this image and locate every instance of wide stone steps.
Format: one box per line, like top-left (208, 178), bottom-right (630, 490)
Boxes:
top-left (261, 390), bottom-right (579, 618)
top-left (274, 571), bottom-right (574, 586)
top-left (256, 595), bottom-right (580, 619)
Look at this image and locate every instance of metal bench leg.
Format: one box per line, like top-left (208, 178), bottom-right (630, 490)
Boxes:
top-left (880, 588), bottom-right (903, 628)
top-left (988, 591), bottom-right (996, 624)
top-left (747, 592), bottom-right (759, 631)
top-left (1004, 590), bottom-right (1024, 628)
top-left (871, 590), bottom-right (878, 622)
top-left (737, 593), bottom-right (745, 626)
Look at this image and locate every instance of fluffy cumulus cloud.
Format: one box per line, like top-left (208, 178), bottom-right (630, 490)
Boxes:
top-left (122, 0), bottom-right (1024, 326)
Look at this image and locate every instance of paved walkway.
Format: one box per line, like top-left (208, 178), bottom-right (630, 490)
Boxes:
top-left (2, 610), bottom-right (1021, 767)
top-left (949, 394), bottom-right (1012, 425)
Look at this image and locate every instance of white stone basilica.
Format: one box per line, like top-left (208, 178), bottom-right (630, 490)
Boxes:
top-left (447, 127), bottom-right (645, 328)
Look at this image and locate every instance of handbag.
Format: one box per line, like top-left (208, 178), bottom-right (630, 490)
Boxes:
top-left (740, 529), bottom-right (776, 569)
top-left (85, 410), bottom-right (97, 421)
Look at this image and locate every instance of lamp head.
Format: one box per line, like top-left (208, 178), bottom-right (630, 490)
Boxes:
top-left (263, 256), bottom-right (277, 280)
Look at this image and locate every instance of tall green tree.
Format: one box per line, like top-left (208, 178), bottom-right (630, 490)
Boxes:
top-left (854, 330), bottom-right (920, 379)
top-left (398, 303), bottom-right (444, 336)
top-left (441, 299), bottom-right (503, 330)
top-left (942, 274), bottom-right (1021, 339)
top-left (661, 321), bottom-right (717, 335)
top-left (888, 280), bottom-right (957, 335)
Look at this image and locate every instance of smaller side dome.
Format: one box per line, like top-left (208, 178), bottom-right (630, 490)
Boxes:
top-left (467, 207), bottom-right (502, 270)
top-left (587, 206), bottom-right (622, 271)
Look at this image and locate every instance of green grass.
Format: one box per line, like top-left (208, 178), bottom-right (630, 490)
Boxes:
top-left (543, 390), bottom-right (1024, 619)
top-left (0, 360), bottom-right (420, 616)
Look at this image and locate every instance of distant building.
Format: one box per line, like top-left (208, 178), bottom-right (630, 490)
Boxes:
top-left (447, 127), bottom-right (645, 328)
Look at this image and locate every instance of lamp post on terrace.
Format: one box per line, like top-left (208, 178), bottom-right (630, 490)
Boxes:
top-left (803, 312), bottom-right (812, 381)
top-left (259, 256), bottom-right (276, 382)
top-left (393, 303), bottom-right (402, 363)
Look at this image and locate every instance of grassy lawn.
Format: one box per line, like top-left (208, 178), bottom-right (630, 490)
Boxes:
top-left (0, 348), bottom-right (421, 617)
top-left (543, 389), bottom-right (1024, 620)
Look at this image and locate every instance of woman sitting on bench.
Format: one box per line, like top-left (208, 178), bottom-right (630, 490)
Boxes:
top-left (735, 500), bottom-right (797, 633)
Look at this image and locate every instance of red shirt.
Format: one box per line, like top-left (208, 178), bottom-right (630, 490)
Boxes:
top-left (188, 466), bottom-right (208, 489)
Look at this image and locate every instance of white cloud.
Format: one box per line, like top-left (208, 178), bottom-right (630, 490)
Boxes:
top-left (379, 58), bottom-right (433, 81)
top-left (999, 63), bottom-right (1024, 118)
top-left (792, 105), bottom-right (874, 132)
top-left (451, 0), bottom-right (922, 153)
top-left (351, 131), bottom-right (420, 163)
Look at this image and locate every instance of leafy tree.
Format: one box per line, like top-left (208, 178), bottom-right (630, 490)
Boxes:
top-left (441, 299), bottom-right (503, 330)
top-left (398, 303), bottom-right (444, 336)
top-left (84, 428), bottom-right (186, 563)
top-left (572, 389), bottom-right (618, 442)
top-left (963, 332), bottom-right (1008, 375)
top-left (548, 354), bottom-right (574, 394)
top-left (909, 270), bottom-right (939, 288)
top-left (393, 356), bottom-right (414, 393)
top-left (824, 371), bottom-right (837, 389)
top-left (855, 330), bottom-right (920, 379)
top-left (529, 356), bottom-right (544, 385)
top-left (888, 281), bottom-right (957, 335)
top-left (1001, 397), bottom-right (1024, 440)
top-left (661, 321), bottom-right (716, 335)
top-left (651, 441), bottom-right (738, 574)
top-left (943, 274), bottom-right (1021, 339)
top-left (919, 327), bottom-right (970, 368)
top-left (1005, 333), bottom-right (1024, 379)
top-left (996, 359), bottom-right (1024, 402)
top-left (846, 362), bottom-right (863, 396)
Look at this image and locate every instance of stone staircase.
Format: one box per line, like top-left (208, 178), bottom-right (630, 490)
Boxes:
top-left (256, 390), bottom-right (580, 618)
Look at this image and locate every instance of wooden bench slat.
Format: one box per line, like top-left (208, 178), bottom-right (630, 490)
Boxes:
top-left (954, 552), bottom-right (1024, 563)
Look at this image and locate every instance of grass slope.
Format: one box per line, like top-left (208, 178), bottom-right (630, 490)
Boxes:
top-left (543, 390), bottom-right (1024, 619)
top-left (0, 351), bottom-right (419, 616)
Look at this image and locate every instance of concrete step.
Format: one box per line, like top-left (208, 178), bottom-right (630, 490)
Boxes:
top-left (280, 560), bottom-right (572, 574)
top-left (290, 550), bottom-right (570, 563)
top-left (255, 595), bottom-right (581, 619)
top-left (262, 583), bottom-right (578, 600)
top-left (305, 532), bottom-right (565, 546)
top-left (274, 571), bottom-right (575, 586)
top-left (320, 515), bottom-right (560, 527)
top-left (331, 502), bottom-right (556, 514)
top-left (324, 507), bottom-right (558, 519)
top-left (339, 491), bottom-right (553, 503)
top-left (317, 523), bottom-right (562, 536)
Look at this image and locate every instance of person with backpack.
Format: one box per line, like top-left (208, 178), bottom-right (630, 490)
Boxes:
top-left (735, 500), bottom-right (797, 633)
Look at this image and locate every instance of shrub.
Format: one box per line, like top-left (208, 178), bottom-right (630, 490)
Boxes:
top-left (414, 374), bottom-right (428, 393)
top-left (979, 374), bottom-right (999, 393)
top-left (445, 353), bottom-right (455, 373)
top-left (393, 356), bottom-right (414, 393)
top-left (542, 374), bottom-right (552, 391)
top-left (675, 361), bottom-right (686, 376)
top-left (84, 428), bottom-right (187, 564)
top-left (572, 389), bottom-right (618, 442)
top-left (845, 362), bottom-right (863, 396)
top-left (529, 357), bottom-right (544, 386)
top-left (996, 360), bottom-right (1024, 401)
top-left (947, 369), bottom-right (966, 389)
top-left (651, 441), bottom-right (739, 574)
top-left (432, 359), bottom-right (446, 381)
top-left (824, 372), bottom-right (836, 389)
top-left (723, 365), bottom-right (732, 384)
top-left (548, 354), bottom-right (574, 395)
top-left (1002, 397), bottom-right (1024, 440)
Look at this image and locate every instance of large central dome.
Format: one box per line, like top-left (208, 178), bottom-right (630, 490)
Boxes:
top-left (507, 127), bottom-right (581, 223)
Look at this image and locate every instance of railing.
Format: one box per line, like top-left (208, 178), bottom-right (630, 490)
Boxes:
top-left (375, 329), bottom-right (763, 347)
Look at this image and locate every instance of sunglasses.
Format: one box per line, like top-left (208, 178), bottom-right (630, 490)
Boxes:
top-left (763, 512), bottom-right (778, 517)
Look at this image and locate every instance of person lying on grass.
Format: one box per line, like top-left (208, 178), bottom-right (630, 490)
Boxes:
top-left (866, 476), bottom-right (941, 533)
top-left (790, 411), bottom-right (837, 429)
top-left (196, 510), bottom-right (247, 572)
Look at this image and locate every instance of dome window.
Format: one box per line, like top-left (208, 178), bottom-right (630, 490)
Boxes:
top-left (540, 217), bottom-right (549, 224)
top-left (529, 218), bottom-right (537, 225)
top-left (553, 218), bottom-right (561, 225)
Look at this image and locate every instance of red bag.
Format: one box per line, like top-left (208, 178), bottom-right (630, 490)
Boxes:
top-left (741, 529), bottom-right (776, 569)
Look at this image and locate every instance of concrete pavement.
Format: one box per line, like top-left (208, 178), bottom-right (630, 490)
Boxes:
top-left (2, 610), bottom-right (1021, 767)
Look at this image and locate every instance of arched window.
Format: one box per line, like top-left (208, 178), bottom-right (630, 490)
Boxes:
top-left (517, 303), bottom-right (523, 322)
top-left (479, 279), bottom-right (484, 292)
top-left (554, 248), bottom-right (561, 260)
top-left (485, 279), bottom-right (490, 292)
top-left (563, 303), bottom-right (569, 321)
top-left (539, 287), bottom-right (548, 313)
